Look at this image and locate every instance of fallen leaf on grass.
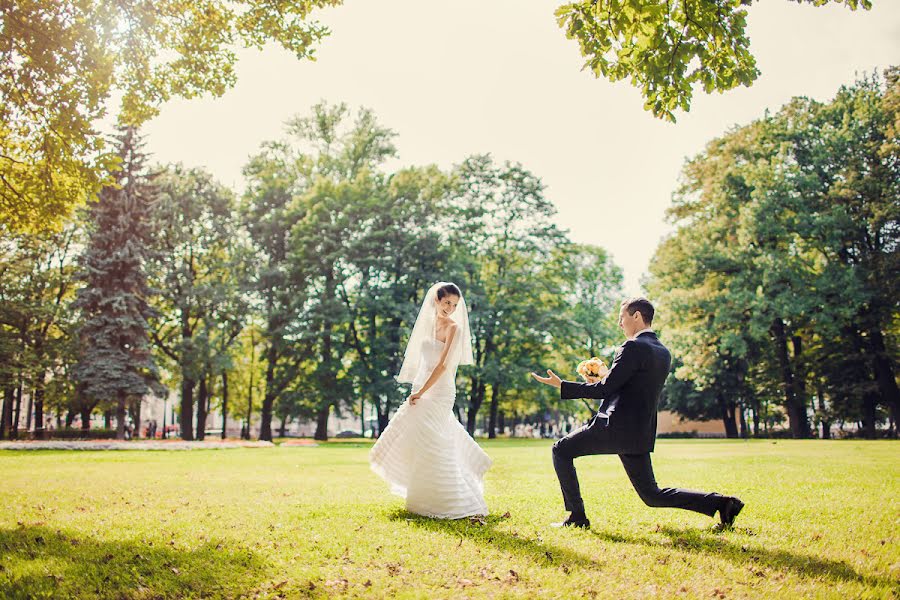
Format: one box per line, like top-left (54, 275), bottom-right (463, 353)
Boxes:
top-left (170, 567), bottom-right (180, 575)
top-left (325, 579), bottom-right (348, 590)
top-left (457, 578), bottom-right (475, 588)
top-left (469, 516), bottom-right (486, 526)
top-left (505, 569), bottom-right (519, 583)
top-left (501, 511), bottom-right (511, 519)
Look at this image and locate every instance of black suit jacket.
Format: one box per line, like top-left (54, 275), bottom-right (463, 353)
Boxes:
top-left (560, 332), bottom-right (672, 454)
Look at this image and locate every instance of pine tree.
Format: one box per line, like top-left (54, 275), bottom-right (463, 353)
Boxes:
top-left (72, 126), bottom-right (160, 440)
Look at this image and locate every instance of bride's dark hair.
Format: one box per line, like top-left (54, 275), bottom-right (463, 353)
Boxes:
top-left (436, 283), bottom-right (461, 300)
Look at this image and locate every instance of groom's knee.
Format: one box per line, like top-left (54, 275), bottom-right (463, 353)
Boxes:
top-left (634, 486), bottom-right (666, 507)
top-left (552, 438), bottom-right (571, 460)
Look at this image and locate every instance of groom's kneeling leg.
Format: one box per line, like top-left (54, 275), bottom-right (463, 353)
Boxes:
top-left (619, 454), bottom-right (722, 517)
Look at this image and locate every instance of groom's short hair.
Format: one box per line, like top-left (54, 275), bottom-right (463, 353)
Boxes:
top-left (622, 297), bottom-right (654, 325)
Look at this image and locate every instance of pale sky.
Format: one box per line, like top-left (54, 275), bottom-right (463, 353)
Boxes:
top-left (141, 0), bottom-right (900, 294)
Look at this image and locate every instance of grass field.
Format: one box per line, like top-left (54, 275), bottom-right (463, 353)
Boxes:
top-left (0, 439), bottom-right (897, 599)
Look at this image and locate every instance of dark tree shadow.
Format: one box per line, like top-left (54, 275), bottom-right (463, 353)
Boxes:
top-left (390, 511), bottom-right (892, 590)
top-left (591, 525), bottom-right (893, 589)
top-left (387, 509), bottom-right (603, 570)
top-left (0, 525), bottom-right (268, 599)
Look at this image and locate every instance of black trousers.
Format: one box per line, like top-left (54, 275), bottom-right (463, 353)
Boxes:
top-left (552, 418), bottom-right (723, 518)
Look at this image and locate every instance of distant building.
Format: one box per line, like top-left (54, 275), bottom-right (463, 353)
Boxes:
top-left (656, 410), bottom-right (725, 437)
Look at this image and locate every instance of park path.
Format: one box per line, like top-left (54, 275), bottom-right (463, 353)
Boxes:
top-left (0, 440), bottom-right (276, 450)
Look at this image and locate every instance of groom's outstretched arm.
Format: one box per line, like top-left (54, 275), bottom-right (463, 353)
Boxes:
top-left (560, 341), bottom-right (642, 401)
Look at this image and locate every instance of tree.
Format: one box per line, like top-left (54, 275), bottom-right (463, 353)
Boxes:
top-left (286, 103), bottom-right (398, 441)
top-left (339, 166), bottom-right (452, 437)
top-left (0, 220), bottom-right (83, 438)
top-left (1, 0), bottom-right (341, 233)
top-left (72, 127), bottom-right (161, 440)
top-left (556, 0), bottom-right (872, 121)
top-left (450, 155), bottom-right (570, 436)
top-left (647, 69), bottom-right (899, 437)
top-left (148, 164), bottom-right (240, 441)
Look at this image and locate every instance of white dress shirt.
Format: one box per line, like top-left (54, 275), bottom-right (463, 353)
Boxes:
top-left (631, 328), bottom-right (654, 340)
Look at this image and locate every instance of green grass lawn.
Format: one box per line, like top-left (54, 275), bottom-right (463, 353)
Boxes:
top-left (0, 439), bottom-right (897, 599)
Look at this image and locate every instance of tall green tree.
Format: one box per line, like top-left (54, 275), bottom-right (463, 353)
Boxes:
top-left (648, 69), bottom-right (900, 438)
top-left (72, 127), bottom-right (161, 440)
top-left (148, 164), bottom-right (240, 441)
top-left (339, 166), bottom-right (452, 436)
top-left (0, 219), bottom-right (83, 438)
top-left (286, 103), bottom-right (398, 441)
top-left (450, 155), bottom-right (569, 436)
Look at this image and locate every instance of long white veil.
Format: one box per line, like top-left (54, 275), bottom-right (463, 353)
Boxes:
top-left (397, 281), bottom-right (474, 383)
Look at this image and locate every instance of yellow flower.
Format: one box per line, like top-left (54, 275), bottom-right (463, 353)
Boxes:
top-left (576, 356), bottom-right (608, 381)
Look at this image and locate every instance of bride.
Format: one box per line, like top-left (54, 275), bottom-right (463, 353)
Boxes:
top-left (370, 282), bottom-right (492, 518)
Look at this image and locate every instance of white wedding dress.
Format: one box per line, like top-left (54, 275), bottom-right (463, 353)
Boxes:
top-left (370, 337), bottom-right (492, 518)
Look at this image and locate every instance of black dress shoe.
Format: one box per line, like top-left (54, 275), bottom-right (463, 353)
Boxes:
top-left (551, 514), bottom-right (590, 529)
top-left (718, 496), bottom-right (745, 528)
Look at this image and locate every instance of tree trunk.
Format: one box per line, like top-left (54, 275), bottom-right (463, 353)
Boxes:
top-left (738, 401), bottom-right (748, 439)
top-left (65, 410), bottom-right (75, 429)
top-left (132, 398), bottom-right (142, 439)
top-left (25, 387), bottom-right (34, 433)
top-left (360, 396), bottom-right (365, 439)
top-left (314, 404), bottom-right (330, 441)
top-left (259, 343), bottom-right (277, 442)
top-left (115, 392), bottom-right (127, 440)
top-left (1, 385), bottom-right (12, 440)
top-left (717, 392), bottom-right (739, 438)
top-left (791, 335), bottom-right (810, 438)
top-left (33, 375), bottom-right (45, 439)
top-left (817, 382), bottom-right (830, 439)
top-left (221, 370), bottom-right (228, 440)
top-left (80, 405), bottom-right (92, 431)
top-left (771, 318), bottom-right (809, 438)
top-left (12, 375), bottom-right (22, 436)
top-left (488, 382), bottom-right (501, 439)
top-left (196, 375), bottom-right (208, 441)
top-left (861, 390), bottom-right (878, 439)
top-left (279, 415), bottom-right (288, 438)
top-left (869, 328), bottom-right (899, 438)
top-left (180, 377), bottom-right (195, 441)
top-left (104, 409), bottom-right (111, 429)
top-left (498, 410), bottom-right (506, 435)
top-left (466, 377), bottom-right (485, 437)
top-left (377, 410), bottom-right (389, 438)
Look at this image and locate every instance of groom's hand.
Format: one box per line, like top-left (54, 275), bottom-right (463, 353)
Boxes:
top-left (530, 369), bottom-right (562, 389)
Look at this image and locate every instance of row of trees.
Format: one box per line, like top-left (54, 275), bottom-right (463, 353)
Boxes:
top-left (0, 102), bottom-right (625, 441)
top-left (649, 70), bottom-right (899, 439)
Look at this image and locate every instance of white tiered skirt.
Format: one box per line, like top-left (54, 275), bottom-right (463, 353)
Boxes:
top-left (370, 383), bottom-right (492, 519)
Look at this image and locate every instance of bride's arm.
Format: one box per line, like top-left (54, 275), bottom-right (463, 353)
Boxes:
top-left (409, 324), bottom-right (458, 405)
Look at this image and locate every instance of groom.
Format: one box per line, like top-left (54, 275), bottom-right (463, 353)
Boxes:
top-left (531, 297), bottom-right (744, 529)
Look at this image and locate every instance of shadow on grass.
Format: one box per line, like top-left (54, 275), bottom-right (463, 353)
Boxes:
top-left (388, 508), bottom-right (603, 570)
top-left (0, 525), bottom-right (268, 599)
top-left (592, 525), bottom-right (892, 588)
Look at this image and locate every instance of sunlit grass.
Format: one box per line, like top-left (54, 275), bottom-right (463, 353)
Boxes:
top-left (0, 439), bottom-right (897, 598)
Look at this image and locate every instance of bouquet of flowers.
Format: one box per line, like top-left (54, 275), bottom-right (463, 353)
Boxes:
top-left (576, 357), bottom-right (609, 382)
top-left (571, 357), bottom-right (609, 413)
